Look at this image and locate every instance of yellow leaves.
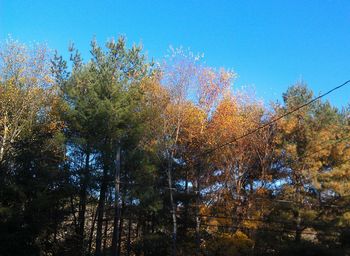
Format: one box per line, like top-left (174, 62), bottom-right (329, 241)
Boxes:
top-left (178, 102), bottom-right (206, 144)
top-left (242, 219), bottom-right (259, 229)
top-left (209, 96), bottom-right (240, 139)
top-left (207, 91), bottom-right (265, 163)
top-left (233, 230), bottom-right (250, 240)
top-left (331, 141), bottom-right (350, 161)
top-left (44, 75), bottom-right (54, 85)
top-left (0, 39), bottom-right (60, 161)
top-left (197, 67), bottom-right (235, 113)
top-left (285, 143), bottom-right (297, 156)
top-left (1, 38), bottom-right (53, 88)
top-left (204, 231), bottom-right (254, 256)
top-left (278, 116), bottom-right (298, 134)
top-left (339, 212), bottom-right (350, 227)
top-left (319, 162), bottom-right (350, 196)
top-left (141, 77), bottom-right (169, 106)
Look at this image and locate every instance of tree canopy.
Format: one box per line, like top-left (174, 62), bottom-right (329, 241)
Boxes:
top-left (1, 37), bottom-right (350, 256)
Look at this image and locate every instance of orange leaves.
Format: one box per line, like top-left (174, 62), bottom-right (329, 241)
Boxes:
top-left (209, 96), bottom-right (240, 139)
top-left (278, 116), bottom-right (298, 135)
top-left (177, 102), bottom-right (206, 145)
top-left (197, 67), bottom-right (235, 114)
top-left (207, 91), bottom-right (265, 156)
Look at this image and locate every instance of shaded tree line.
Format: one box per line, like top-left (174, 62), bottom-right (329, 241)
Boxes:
top-left (1, 37), bottom-right (350, 256)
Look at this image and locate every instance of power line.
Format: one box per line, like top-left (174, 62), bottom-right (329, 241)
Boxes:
top-left (101, 211), bottom-right (345, 233)
top-left (177, 213), bottom-right (344, 229)
top-left (120, 135), bottom-right (350, 188)
top-left (198, 80), bottom-right (350, 157)
top-left (185, 198), bottom-right (350, 209)
top-left (108, 214), bottom-right (343, 237)
top-left (199, 223), bottom-right (341, 237)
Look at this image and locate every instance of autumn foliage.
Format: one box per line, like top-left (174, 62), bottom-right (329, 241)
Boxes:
top-left (1, 38), bottom-right (350, 256)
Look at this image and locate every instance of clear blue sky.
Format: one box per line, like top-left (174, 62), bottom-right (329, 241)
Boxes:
top-left (1, 0), bottom-right (349, 107)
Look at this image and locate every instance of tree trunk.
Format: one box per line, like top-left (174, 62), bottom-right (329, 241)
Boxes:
top-left (295, 180), bottom-right (302, 243)
top-left (95, 166), bottom-right (108, 256)
top-left (195, 165), bottom-right (201, 256)
top-left (295, 211), bottom-right (302, 243)
top-left (295, 188), bottom-right (302, 243)
top-left (0, 113), bottom-right (8, 163)
top-left (111, 144), bottom-right (122, 256)
top-left (183, 169), bottom-right (189, 235)
top-left (117, 176), bottom-right (127, 256)
top-left (78, 151), bottom-right (90, 255)
top-left (88, 207), bottom-right (98, 255)
top-left (102, 219), bottom-right (109, 256)
top-left (126, 217), bottom-right (132, 256)
top-left (294, 177), bottom-right (302, 243)
top-left (117, 213), bottom-right (124, 255)
top-left (167, 158), bottom-right (177, 256)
